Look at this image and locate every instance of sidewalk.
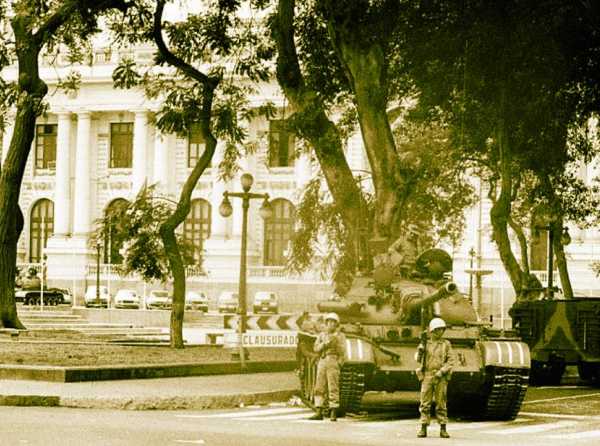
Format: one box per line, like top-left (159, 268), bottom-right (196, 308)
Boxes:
top-left (0, 371), bottom-right (299, 410)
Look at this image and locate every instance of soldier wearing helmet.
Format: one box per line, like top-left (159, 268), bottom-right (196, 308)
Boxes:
top-left (22, 267), bottom-right (41, 291)
top-left (414, 317), bottom-right (456, 439)
top-left (308, 312), bottom-right (346, 422)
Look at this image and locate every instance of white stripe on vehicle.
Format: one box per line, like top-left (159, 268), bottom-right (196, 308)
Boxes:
top-left (494, 341), bottom-right (502, 363)
top-left (357, 339), bottom-right (364, 360)
top-left (516, 342), bottom-right (525, 365)
top-left (506, 342), bottom-right (513, 364)
top-left (346, 339), bottom-right (353, 360)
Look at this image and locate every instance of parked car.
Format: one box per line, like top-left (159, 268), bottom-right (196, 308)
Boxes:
top-left (252, 291), bottom-right (279, 314)
top-left (217, 291), bottom-right (239, 313)
top-left (84, 285), bottom-right (110, 308)
top-left (114, 289), bottom-right (140, 309)
top-left (146, 290), bottom-right (172, 310)
top-left (185, 291), bottom-right (209, 312)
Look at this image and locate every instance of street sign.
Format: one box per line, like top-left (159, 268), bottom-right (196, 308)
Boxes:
top-left (223, 330), bottom-right (298, 348)
top-left (224, 314), bottom-right (308, 330)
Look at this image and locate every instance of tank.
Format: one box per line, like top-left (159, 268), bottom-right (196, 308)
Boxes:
top-left (297, 247), bottom-right (531, 420)
top-left (510, 297), bottom-right (600, 385)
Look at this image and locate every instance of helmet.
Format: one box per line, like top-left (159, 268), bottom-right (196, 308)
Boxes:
top-left (325, 312), bottom-right (340, 324)
top-left (429, 317), bottom-right (446, 332)
top-left (28, 267), bottom-right (37, 275)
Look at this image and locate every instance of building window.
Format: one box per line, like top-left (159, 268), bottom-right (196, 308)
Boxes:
top-left (264, 199), bottom-right (295, 266)
top-left (183, 199), bottom-right (211, 264)
top-left (268, 120), bottom-right (295, 167)
top-left (29, 199), bottom-right (54, 263)
top-left (188, 124), bottom-right (209, 168)
top-left (110, 123), bottom-right (133, 168)
top-left (35, 124), bottom-right (57, 170)
top-left (104, 198), bottom-right (129, 264)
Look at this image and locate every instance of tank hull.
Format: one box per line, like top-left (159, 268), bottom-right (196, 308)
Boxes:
top-left (298, 330), bottom-right (530, 420)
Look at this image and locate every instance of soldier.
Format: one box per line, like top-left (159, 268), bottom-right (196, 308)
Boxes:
top-left (308, 312), bottom-right (346, 422)
top-left (22, 267), bottom-right (41, 290)
top-left (415, 317), bottom-right (455, 438)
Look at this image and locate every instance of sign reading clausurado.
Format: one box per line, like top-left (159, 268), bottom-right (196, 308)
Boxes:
top-left (224, 330), bottom-right (298, 348)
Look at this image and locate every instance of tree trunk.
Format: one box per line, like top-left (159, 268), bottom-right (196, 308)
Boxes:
top-left (0, 15), bottom-right (50, 329)
top-left (325, 25), bottom-right (402, 238)
top-left (273, 0), bottom-right (363, 275)
top-left (508, 215), bottom-right (530, 274)
top-left (489, 127), bottom-right (526, 298)
top-left (552, 220), bottom-right (574, 299)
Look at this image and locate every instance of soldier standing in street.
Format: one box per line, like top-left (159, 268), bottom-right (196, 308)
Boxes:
top-left (308, 312), bottom-right (346, 422)
top-left (415, 317), bottom-right (455, 438)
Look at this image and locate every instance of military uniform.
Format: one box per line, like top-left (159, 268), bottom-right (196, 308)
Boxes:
top-left (313, 329), bottom-right (346, 410)
top-left (415, 337), bottom-right (455, 426)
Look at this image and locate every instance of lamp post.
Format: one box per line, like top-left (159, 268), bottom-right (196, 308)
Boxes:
top-left (219, 173), bottom-right (272, 370)
top-left (95, 241), bottom-right (101, 306)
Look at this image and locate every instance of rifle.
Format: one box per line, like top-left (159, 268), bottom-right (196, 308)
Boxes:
top-left (416, 307), bottom-right (428, 381)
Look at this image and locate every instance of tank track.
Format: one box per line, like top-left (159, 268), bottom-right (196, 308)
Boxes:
top-left (339, 364), bottom-right (368, 414)
top-left (482, 366), bottom-right (529, 420)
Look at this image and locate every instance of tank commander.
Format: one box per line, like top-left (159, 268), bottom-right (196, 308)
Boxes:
top-left (21, 267), bottom-right (41, 290)
top-left (415, 317), bottom-right (456, 438)
top-left (308, 312), bottom-right (346, 422)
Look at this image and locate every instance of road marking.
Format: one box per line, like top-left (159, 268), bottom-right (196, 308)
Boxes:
top-left (523, 392), bottom-right (600, 405)
top-left (175, 441), bottom-right (205, 445)
top-left (451, 418), bottom-right (528, 430)
top-left (520, 411), bottom-right (600, 420)
top-left (483, 420), bottom-right (577, 435)
top-left (240, 411), bottom-right (315, 421)
top-left (176, 407), bottom-right (308, 419)
top-left (546, 430), bottom-right (600, 439)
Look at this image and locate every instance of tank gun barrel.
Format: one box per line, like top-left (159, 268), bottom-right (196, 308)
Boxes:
top-left (405, 282), bottom-right (457, 311)
top-left (317, 301), bottom-right (364, 317)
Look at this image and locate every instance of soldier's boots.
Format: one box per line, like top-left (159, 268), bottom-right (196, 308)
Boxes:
top-left (440, 424), bottom-right (450, 438)
top-left (308, 408), bottom-right (323, 420)
top-left (330, 409), bottom-right (337, 422)
top-left (417, 424), bottom-right (427, 438)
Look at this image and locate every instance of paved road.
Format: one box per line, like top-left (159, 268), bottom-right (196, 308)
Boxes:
top-left (3, 386), bottom-right (600, 445)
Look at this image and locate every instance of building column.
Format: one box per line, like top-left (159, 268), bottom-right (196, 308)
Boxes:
top-left (72, 111), bottom-right (92, 235)
top-left (132, 110), bottom-right (149, 193)
top-left (295, 151), bottom-right (312, 191)
top-left (153, 129), bottom-right (169, 192)
top-left (210, 142), bottom-right (229, 239)
top-left (54, 112), bottom-right (72, 235)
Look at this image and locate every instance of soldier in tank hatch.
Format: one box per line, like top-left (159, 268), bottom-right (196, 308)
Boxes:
top-left (308, 312), bottom-right (346, 422)
top-left (415, 317), bottom-right (456, 438)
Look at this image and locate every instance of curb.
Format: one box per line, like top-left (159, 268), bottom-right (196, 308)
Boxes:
top-left (0, 389), bottom-right (298, 410)
top-left (0, 360), bottom-right (297, 382)
top-left (59, 389), bottom-right (299, 410)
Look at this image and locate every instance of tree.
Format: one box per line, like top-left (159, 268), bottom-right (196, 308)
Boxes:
top-left (272, 0), bottom-right (475, 290)
top-left (0, 0), bottom-right (137, 329)
top-left (400, 0), bottom-right (600, 298)
top-left (110, 0), bottom-right (272, 347)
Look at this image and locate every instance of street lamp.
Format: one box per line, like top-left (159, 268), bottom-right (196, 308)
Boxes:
top-left (545, 225), bottom-right (572, 299)
top-left (219, 173), bottom-right (272, 370)
top-left (95, 241), bottom-right (101, 306)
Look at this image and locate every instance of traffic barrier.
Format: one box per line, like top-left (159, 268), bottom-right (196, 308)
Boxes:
top-left (224, 314), bottom-right (308, 330)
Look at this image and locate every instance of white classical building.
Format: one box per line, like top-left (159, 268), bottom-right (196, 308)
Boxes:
top-left (2, 40), bottom-right (599, 318)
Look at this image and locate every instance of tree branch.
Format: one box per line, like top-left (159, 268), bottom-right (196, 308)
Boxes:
top-left (153, 0), bottom-right (216, 89)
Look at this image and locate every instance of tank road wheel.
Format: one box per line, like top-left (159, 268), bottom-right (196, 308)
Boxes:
top-left (339, 364), bottom-right (369, 415)
top-left (530, 359), bottom-right (566, 386)
top-left (578, 362), bottom-right (600, 385)
top-left (25, 296), bottom-right (36, 306)
top-left (479, 366), bottom-right (530, 420)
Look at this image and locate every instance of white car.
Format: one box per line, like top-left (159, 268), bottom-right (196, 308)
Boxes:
top-left (185, 291), bottom-right (209, 312)
top-left (253, 291), bottom-right (279, 314)
top-left (114, 289), bottom-right (140, 309)
top-left (84, 285), bottom-right (110, 308)
top-left (146, 290), bottom-right (172, 310)
top-left (217, 291), bottom-right (239, 313)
